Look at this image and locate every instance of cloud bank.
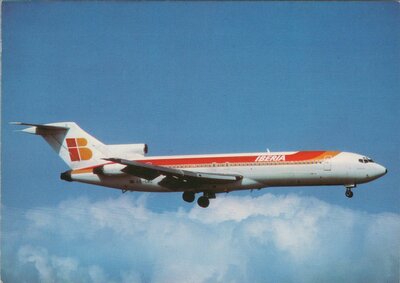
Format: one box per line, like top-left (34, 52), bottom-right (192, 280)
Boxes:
top-left (3, 193), bottom-right (399, 283)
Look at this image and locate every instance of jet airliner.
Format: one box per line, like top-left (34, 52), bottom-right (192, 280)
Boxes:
top-left (13, 122), bottom-right (387, 208)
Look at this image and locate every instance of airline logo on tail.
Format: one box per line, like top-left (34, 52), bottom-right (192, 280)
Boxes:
top-left (66, 138), bottom-right (92, 161)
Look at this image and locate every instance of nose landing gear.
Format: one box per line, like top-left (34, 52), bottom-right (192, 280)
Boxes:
top-left (344, 184), bottom-right (356, 198)
top-left (345, 189), bottom-right (353, 198)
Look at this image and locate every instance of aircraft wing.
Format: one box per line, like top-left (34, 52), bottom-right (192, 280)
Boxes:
top-left (104, 158), bottom-right (242, 189)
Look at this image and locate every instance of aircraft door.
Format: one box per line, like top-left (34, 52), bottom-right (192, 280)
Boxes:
top-left (323, 158), bottom-right (332, 171)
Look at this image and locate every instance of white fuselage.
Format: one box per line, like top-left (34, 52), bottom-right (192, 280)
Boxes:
top-left (15, 122), bottom-right (387, 207)
top-left (68, 151), bottom-right (387, 193)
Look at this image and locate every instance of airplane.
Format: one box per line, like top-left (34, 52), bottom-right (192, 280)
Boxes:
top-left (12, 122), bottom-right (387, 208)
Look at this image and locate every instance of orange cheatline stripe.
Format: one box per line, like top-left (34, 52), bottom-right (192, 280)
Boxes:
top-left (70, 151), bottom-right (342, 174)
top-left (137, 151), bottom-right (340, 165)
top-left (284, 151), bottom-right (325, 161)
top-left (309, 151), bottom-right (340, 161)
top-left (139, 155), bottom-right (257, 166)
top-left (71, 168), bottom-right (93, 174)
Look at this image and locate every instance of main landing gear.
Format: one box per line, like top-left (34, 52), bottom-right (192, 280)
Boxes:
top-left (345, 184), bottom-right (356, 198)
top-left (197, 196), bottom-right (210, 208)
top-left (182, 191), bottom-right (216, 208)
top-left (182, 191), bottom-right (195, 203)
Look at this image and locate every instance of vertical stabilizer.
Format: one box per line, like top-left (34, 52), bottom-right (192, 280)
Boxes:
top-left (12, 122), bottom-right (106, 169)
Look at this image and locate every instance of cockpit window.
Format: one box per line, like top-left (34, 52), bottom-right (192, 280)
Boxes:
top-left (359, 157), bottom-right (374, 163)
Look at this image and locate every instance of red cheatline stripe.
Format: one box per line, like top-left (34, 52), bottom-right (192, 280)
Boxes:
top-left (135, 151), bottom-right (330, 166)
top-left (72, 151), bottom-right (339, 173)
top-left (136, 155), bottom-right (257, 166)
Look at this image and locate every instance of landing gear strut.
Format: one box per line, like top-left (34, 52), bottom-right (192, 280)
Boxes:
top-left (182, 191), bottom-right (195, 203)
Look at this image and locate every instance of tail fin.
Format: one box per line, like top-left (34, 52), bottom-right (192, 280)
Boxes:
top-left (12, 122), bottom-right (106, 169)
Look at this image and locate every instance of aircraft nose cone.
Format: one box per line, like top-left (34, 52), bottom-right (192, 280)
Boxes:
top-left (374, 164), bottom-right (387, 178)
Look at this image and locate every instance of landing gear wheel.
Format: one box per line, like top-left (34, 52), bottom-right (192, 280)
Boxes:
top-left (182, 191), bottom-right (195, 203)
top-left (197, 196), bottom-right (210, 208)
top-left (345, 189), bottom-right (353, 198)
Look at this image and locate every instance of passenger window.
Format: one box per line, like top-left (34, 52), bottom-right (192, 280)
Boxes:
top-left (358, 159), bottom-right (364, 163)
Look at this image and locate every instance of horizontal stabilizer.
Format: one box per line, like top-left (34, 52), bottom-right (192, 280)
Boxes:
top-left (11, 122), bottom-right (69, 134)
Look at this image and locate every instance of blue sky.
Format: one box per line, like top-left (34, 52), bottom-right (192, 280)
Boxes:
top-left (2, 2), bottom-right (399, 283)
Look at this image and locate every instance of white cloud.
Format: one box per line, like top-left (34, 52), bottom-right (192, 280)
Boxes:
top-left (4, 194), bottom-right (400, 283)
top-left (88, 265), bottom-right (109, 283)
top-left (18, 246), bottom-right (54, 283)
top-left (16, 245), bottom-right (113, 283)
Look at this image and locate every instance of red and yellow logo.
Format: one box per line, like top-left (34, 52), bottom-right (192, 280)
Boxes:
top-left (66, 138), bottom-right (92, 162)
